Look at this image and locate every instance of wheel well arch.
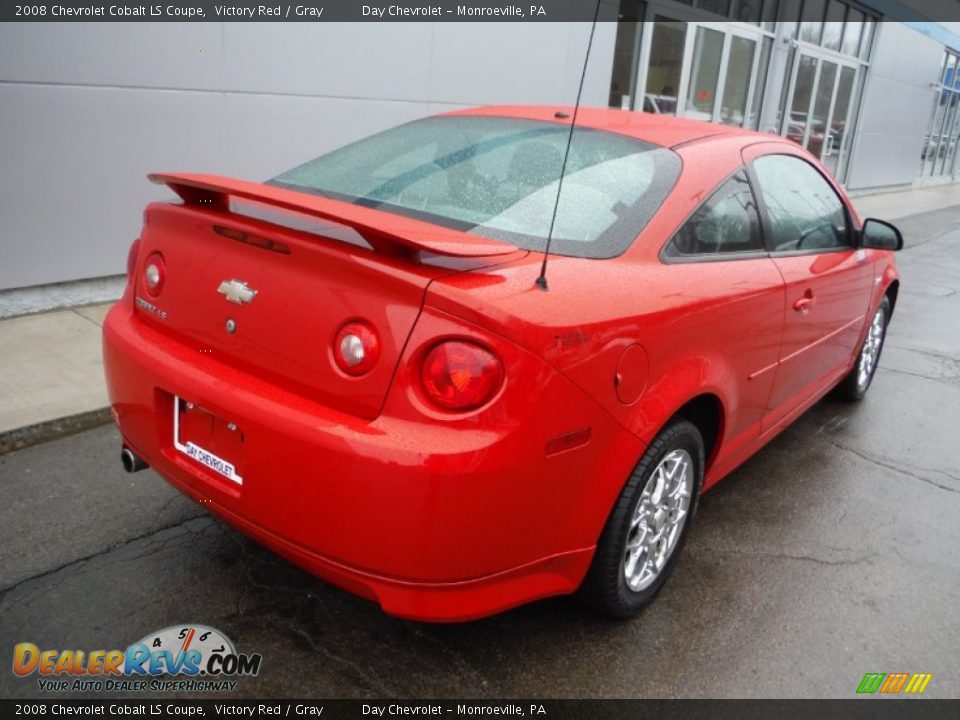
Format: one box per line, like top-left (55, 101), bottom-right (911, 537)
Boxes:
top-left (672, 393), bottom-right (724, 471)
top-left (885, 279), bottom-right (900, 318)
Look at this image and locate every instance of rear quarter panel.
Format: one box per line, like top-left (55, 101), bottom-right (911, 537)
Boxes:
top-left (429, 135), bottom-right (786, 490)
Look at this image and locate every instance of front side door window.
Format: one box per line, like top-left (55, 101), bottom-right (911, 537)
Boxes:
top-left (750, 154), bottom-right (850, 252)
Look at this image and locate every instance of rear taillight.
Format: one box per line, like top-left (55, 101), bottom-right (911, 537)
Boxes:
top-left (421, 341), bottom-right (503, 411)
top-left (143, 252), bottom-right (166, 297)
top-left (333, 321), bottom-right (380, 376)
top-left (126, 238), bottom-right (141, 282)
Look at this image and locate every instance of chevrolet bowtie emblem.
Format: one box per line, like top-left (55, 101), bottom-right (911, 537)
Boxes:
top-left (217, 279), bottom-right (258, 305)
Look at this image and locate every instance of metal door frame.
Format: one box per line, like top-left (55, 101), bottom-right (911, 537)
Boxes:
top-left (632, 9), bottom-right (767, 127)
top-left (781, 44), bottom-right (860, 169)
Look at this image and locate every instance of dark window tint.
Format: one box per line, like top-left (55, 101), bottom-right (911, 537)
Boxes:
top-left (752, 154), bottom-right (850, 252)
top-left (666, 170), bottom-right (763, 257)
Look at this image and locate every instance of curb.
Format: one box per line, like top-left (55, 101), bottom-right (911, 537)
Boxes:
top-left (0, 408), bottom-right (114, 456)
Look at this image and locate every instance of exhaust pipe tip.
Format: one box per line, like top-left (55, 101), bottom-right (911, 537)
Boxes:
top-left (121, 446), bottom-right (148, 473)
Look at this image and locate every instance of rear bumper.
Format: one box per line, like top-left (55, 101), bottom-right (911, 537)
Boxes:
top-left (171, 491), bottom-right (593, 622)
top-left (103, 298), bottom-right (643, 621)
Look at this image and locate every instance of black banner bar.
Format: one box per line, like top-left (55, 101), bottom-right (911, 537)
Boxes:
top-left (4, 0), bottom-right (960, 22)
top-left (3, 700), bottom-right (960, 719)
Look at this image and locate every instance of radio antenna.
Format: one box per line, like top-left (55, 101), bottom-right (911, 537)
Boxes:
top-left (535, 0), bottom-right (602, 291)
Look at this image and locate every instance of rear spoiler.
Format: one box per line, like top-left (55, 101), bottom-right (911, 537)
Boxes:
top-left (148, 173), bottom-right (519, 258)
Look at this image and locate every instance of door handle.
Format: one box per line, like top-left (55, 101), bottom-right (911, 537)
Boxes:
top-left (793, 291), bottom-right (816, 312)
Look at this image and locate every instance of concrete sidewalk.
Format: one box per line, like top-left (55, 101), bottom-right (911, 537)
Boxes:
top-left (851, 182), bottom-right (960, 221)
top-left (0, 303), bottom-right (114, 453)
top-left (0, 183), bottom-right (958, 453)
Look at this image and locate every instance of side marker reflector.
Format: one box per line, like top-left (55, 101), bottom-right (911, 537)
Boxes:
top-left (546, 427), bottom-right (592, 456)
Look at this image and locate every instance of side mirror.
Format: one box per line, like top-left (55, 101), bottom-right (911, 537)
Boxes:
top-left (860, 218), bottom-right (903, 251)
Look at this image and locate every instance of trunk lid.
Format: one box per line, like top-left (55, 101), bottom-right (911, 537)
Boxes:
top-left (135, 174), bottom-right (519, 419)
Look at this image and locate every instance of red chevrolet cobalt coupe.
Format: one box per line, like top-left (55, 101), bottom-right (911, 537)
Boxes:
top-left (104, 107), bottom-right (902, 621)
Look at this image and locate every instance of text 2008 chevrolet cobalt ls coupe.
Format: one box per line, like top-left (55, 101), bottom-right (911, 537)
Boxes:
top-left (104, 106), bottom-right (902, 621)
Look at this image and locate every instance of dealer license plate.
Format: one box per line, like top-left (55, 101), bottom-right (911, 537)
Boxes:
top-left (173, 396), bottom-right (244, 485)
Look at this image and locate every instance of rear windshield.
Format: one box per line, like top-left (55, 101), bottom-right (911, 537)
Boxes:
top-left (270, 116), bottom-right (681, 259)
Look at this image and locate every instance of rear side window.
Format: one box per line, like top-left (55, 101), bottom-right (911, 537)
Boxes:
top-left (751, 154), bottom-right (851, 252)
top-left (270, 116), bottom-right (682, 259)
top-left (664, 170), bottom-right (763, 258)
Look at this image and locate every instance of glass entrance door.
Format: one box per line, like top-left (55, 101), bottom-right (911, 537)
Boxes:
top-left (783, 49), bottom-right (858, 178)
top-left (922, 52), bottom-right (960, 179)
top-left (635, 17), bottom-right (769, 129)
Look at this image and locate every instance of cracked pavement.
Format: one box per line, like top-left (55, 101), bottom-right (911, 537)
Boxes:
top-left (1, 206), bottom-right (959, 699)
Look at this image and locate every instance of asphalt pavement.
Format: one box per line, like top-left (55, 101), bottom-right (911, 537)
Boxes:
top-left (1, 205), bottom-right (959, 699)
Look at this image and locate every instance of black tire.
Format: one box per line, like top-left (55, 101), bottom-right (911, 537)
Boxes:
top-left (835, 296), bottom-right (890, 401)
top-left (579, 418), bottom-right (704, 618)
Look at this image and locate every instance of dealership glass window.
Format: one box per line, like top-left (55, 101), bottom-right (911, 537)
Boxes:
top-left (720, 36), bottom-right (757, 126)
top-left (788, 55), bottom-right (817, 143)
top-left (771, 39), bottom-right (797, 133)
top-left (609, 0), bottom-right (645, 109)
top-left (789, 0), bottom-right (876, 63)
top-left (799, 0), bottom-right (826, 44)
top-left (606, 0), bottom-right (879, 186)
top-left (735, 0), bottom-right (763, 23)
top-left (686, 27), bottom-right (725, 119)
top-left (698, 0), bottom-right (731, 15)
top-left (748, 36), bottom-right (773, 129)
top-left (807, 60), bottom-right (837, 159)
top-left (859, 18), bottom-right (874, 60)
top-left (727, 0), bottom-right (780, 28)
top-left (607, 0), bottom-right (871, 180)
top-left (761, 0), bottom-right (779, 30)
top-left (775, 0), bottom-right (877, 183)
top-left (609, 0), bottom-right (790, 120)
top-left (779, 0), bottom-right (801, 31)
top-left (841, 9), bottom-right (863, 56)
top-left (941, 101), bottom-right (960, 174)
top-left (937, 93), bottom-right (960, 175)
top-left (822, 65), bottom-right (856, 175)
top-left (922, 50), bottom-right (960, 178)
top-left (923, 89), bottom-right (949, 176)
top-left (821, 3), bottom-right (847, 51)
top-left (935, 52), bottom-right (948, 85)
top-left (834, 66), bottom-right (866, 181)
top-left (643, 19), bottom-right (687, 115)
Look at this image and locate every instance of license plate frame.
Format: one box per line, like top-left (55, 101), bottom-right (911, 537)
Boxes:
top-left (173, 396), bottom-right (244, 485)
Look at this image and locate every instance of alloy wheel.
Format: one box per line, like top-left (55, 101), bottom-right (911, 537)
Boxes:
top-left (623, 449), bottom-right (694, 592)
top-left (858, 305), bottom-right (886, 389)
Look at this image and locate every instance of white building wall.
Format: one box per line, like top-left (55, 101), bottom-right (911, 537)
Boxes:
top-left (845, 22), bottom-right (946, 191)
top-left (0, 22), bottom-right (616, 290)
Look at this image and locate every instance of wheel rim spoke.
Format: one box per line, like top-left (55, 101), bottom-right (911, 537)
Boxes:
top-left (858, 307), bottom-right (885, 387)
top-left (623, 448), bottom-right (694, 592)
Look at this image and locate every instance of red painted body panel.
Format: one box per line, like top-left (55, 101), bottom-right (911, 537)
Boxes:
top-left (103, 108), bottom-right (899, 620)
top-left (104, 298), bottom-right (644, 620)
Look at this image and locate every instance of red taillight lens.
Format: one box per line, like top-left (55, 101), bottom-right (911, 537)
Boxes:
top-left (143, 252), bottom-right (165, 297)
top-left (334, 321), bottom-right (380, 376)
top-left (126, 238), bottom-right (141, 282)
top-left (421, 341), bottom-right (503, 411)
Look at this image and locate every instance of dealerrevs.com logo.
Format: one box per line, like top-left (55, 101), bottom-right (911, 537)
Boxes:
top-left (12, 625), bottom-right (262, 693)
